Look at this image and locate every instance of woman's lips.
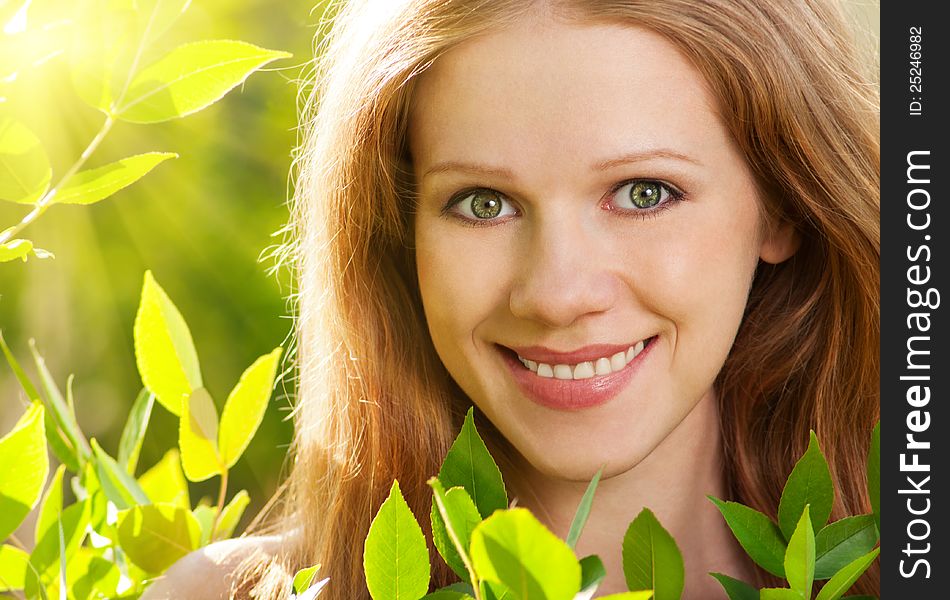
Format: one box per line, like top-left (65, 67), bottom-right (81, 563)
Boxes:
top-left (498, 337), bottom-right (655, 411)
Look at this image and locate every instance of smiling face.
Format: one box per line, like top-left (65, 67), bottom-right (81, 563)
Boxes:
top-left (409, 14), bottom-right (793, 481)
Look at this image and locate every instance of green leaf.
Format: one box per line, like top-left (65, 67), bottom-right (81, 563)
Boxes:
top-left (363, 480), bottom-right (430, 600)
top-left (29, 340), bottom-right (91, 468)
top-left (69, 0), bottom-right (136, 112)
top-left (0, 117), bottom-right (50, 204)
top-left (117, 503), bottom-right (201, 574)
top-left (134, 270), bottom-right (203, 416)
top-left (759, 589), bottom-right (802, 599)
top-left (710, 496), bottom-right (787, 578)
top-left (27, 499), bottom-right (90, 587)
top-left (778, 431), bottom-right (834, 540)
top-left (179, 387), bottom-right (222, 481)
top-left (138, 448), bottom-right (190, 509)
top-left (134, 0), bottom-right (192, 50)
top-left (429, 480), bottom-right (481, 582)
top-left (422, 592), bottom-right (475, 600)
top-left (0, 544), bottom-right (30, 592)
top-left (35, 464), bottom-right (66, 545)
top-left (218, 347), bottom-right (282, 468)
top-left (621, 508), bottom-right (684, 600)
top-left (115, 40), bottom-right (292, 123)
top-left (66, 548), bottom-right (121, 600)
top-left (814, 516), bottom-right (879, 580)
top-left (53, 152), bottom-right (177, 205)
top-left (0, 239), bottom-right (33, 262)
top-left (118, 389), bottom-right (155, 475)
top-left (439, 407), bottom-right (507, 519)
top-left (598, 594), bottom-right (654, 600)
top-left (567, 468), bottom-right (601, 550)
top-left (710, 573), bottom-right (758, 600)
top-left (293, 564), bottom-right (321, 595)
top-left (867, 423), bottom-right (880, 533)
top-left (192, 504), bottom-right (216, 546)
top-left (814, 548), bottom-right (879, 600)
top-left (470, 508), bottom-right (580, 600)
top-left (214, 489), bottom-right (250, 540)
top-left (0, 331), bottom-right (41, 401)
top-left (91, 438), bottom-right (150, 510)
top-left (784, 506), bottom-right (815, 597)
top-left (0, 402), bottom-right (48, 541)
top-left (576, 555), bottom-right (606, 600)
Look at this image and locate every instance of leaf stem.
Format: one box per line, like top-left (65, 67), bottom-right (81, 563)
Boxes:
top-left (0, 114), bottom-right (115, 245)
top-left (211, 468), bottom-right (229, 541)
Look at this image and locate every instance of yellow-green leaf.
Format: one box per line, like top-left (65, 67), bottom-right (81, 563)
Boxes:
top-left (53, 152), bottom-right (176, 205)
top-left (0, 402), bottom-right (48, 540)
top-left (814, 548), bottom-right (880, 600)
top-left (134, 270), bottom-right (203, 416)
top-left (66, 547), bottom-right (121, 600)
top-left (69, 0), bottom-right (136, 112)
top-left (214, 489), bottom-right (250, 540)
top-left (34, 464), bottom-right (66, 544)
top-left (179, 387), bottom-right (221, 481)
top-left (293, 564), bottom-right (321, 595)
top-left (470, 508), bottom-right (581, 600)
top-left (135, 0), bottom-right (191, 50)
top-left (364, 481), bottom-right (431, 600)
top-left (785, 506), bottom-right (815, 597)
top-left (116, 503), bottom-right (201, 574)
top-left (0, 544), bottom-right (30, 592)
top-left (28, 499), bottom-right (90, 586)
top-left (91, 438), bottom-right (150, 510)
top-left (0, 117), bottom-right (50, 204)
top-left (138, 448), bottom-right (190, 509)
top-left (0, 239), bottom-right (33, 262)
top-left (118, 389), bottom-right (155, 475)
top-left (598, 594), bottom-right (654, 600)
top-left (192, 504), bottom-right (216, 546)
top-left (218, 347), bottom-right (282, 468)
top-left (115, 40), bottom-right (292, 123)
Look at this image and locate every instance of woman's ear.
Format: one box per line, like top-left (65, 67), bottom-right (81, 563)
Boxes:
top-left (759, 221), bottom-right (800, 264)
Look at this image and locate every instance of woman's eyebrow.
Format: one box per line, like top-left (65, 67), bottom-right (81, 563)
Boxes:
top-left (421, 149), bottom-right (701, 180)
top-left (422, 161), bottom-right (514, 179)
top-left (593, 149), bottom-right (703, 170)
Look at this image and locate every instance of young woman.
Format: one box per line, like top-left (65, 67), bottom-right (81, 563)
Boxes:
top-left (146, 0), bottom-right (879, 598)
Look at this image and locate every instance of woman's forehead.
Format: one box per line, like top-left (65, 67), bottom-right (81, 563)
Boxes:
top-left (408, 14), bottom-right (740, 187)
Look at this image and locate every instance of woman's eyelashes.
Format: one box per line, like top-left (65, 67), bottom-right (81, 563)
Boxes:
top-left (442, 188), bottom-right (518, 226)
top-left (440, 179), bottom-right (684, 225)
top-left (606, 179), bottom-right (685, 215)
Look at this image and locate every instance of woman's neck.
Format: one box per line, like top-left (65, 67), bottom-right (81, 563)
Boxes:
top-left (503, 390), bottom-right (755, 598)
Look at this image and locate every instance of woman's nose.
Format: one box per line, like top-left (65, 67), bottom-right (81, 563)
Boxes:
top-left (508, 214), bottom-right (619, 328)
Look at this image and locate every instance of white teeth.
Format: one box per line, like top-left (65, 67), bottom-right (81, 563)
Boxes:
top-left (610, 351), bottom-right (626, 372)
top-left (573, 362), bottom-right (594, 379)
top-left (517, 338), bottom-right (651, 379)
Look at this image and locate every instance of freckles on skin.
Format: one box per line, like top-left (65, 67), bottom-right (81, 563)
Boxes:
top-left (408, 17), bottom-right (768, 480)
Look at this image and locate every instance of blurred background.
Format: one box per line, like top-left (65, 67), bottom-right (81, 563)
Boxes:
top-left (0, 0), bottom-right (331, 542)
top-left (0, 0), bottom-right (879, 547)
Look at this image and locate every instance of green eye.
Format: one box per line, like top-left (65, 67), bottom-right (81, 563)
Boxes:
top-left (470, 190), bottom-right (504, 219)
top-left (629, 182), bottom-right (662, 208)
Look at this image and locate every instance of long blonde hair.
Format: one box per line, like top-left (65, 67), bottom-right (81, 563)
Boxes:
top-left (238, 1), bottom-right (879, 597)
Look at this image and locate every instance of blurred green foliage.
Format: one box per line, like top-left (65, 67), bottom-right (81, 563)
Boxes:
top-left (0, 0), bottom-right (330, 543)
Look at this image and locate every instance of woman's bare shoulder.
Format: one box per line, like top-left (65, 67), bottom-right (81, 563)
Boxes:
top-left (141, 534), bottom-right (285, 600)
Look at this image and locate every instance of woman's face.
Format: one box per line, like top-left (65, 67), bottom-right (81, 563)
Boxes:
top-left (409, 15), bottom-right (793, 481)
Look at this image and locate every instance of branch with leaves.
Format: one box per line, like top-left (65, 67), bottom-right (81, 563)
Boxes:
top-left (0, 0), bottom-right (290, 262)
top-left (1, 270), bottom-right (283, 598)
